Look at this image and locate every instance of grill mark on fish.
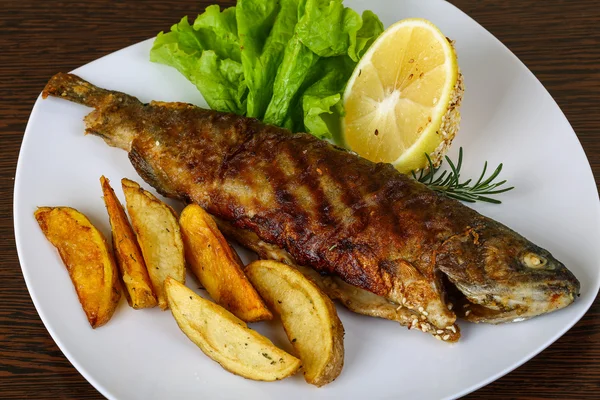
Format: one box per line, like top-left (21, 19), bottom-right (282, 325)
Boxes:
top-left (296, 143), bottom-right (381, 280)
top-left (277, 152), bottom-right (315, 253)
top-left (277, 139), bottom-right (334, 266)
top-left (294, 143), bottom-right (332, 230)
top-left (304, 149), bottom-right (378, 266)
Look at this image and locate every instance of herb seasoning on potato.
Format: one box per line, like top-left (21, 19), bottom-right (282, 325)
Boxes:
top-left (246, 260), bottom-right (344, 386)
top-left (122, 178), bottom-right (185, 310)
top-left (165, 278), bottom-right (300, 381)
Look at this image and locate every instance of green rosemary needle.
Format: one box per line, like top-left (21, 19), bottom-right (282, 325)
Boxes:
top-left (411, 147), bottom-right (514, 204)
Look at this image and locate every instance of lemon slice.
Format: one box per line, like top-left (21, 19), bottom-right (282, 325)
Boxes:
top-left (342, 18), bottom-right (464, 173)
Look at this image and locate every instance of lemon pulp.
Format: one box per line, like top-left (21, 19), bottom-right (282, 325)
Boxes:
top-left (342, 18), bottom-right (463, 173)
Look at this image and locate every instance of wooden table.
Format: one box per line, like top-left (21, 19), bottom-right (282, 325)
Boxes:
top-left (1, 0), bottom-right (598, 398)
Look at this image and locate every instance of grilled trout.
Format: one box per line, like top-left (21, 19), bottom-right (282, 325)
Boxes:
top-left (42, 73), bottom-right (580, 342)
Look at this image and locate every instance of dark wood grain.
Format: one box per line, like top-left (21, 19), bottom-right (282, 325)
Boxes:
top-left (1, 0), bottom-right (598, 398)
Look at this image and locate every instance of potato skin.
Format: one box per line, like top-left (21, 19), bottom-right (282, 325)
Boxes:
top-left (246, 260), bottom-right (344, 387)
top-left (164, 278), bottom-right (300, 381)
top-left (122, 178), bottom-right (185, 310)
top-left (34, 206), bottom-right (121, 328)
top-left (179, 204), bottom-right (272, 322)
top-left (100, 176), bottom-right (157, 309)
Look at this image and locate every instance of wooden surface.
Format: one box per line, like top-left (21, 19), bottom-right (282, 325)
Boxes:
top-left (1, 0), bottom-right (598, 398)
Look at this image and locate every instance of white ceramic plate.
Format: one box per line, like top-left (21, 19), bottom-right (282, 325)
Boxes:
top-left (14, 0), bottom-right (600, 399)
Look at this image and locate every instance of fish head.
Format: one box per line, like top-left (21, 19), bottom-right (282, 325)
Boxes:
top-left (436, 224), bottom-right (580, 323)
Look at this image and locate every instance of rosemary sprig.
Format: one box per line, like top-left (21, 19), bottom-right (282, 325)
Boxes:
top-left (411, 147), bottom-right (514, 204)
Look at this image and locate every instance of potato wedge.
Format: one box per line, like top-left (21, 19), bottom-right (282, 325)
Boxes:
top-left (34, 207), bottom-right (121, 328)
top-left (164, 277), bottom-right (300, 381)
top-left (245, 260), bottom-right (344, 387)
top-left (101, 176), bottom-right (157, 309)
top-left (179, 204), bottom-right (272, 322)
top-left (122, 178), bottom-right (185, 310)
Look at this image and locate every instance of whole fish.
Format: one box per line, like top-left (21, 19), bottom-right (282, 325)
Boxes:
top-left (42, 73), bottom-right (580, 342)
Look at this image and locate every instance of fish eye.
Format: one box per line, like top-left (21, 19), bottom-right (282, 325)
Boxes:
top-left (522, 252), bottom-right (547, 269)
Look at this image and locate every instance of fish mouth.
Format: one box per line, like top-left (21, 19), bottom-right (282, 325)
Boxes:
top-left (441, 274), bottom-right (580, 324)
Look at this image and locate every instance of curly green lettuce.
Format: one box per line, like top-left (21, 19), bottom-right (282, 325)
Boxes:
top-left (150, 0), bottom-right (383, 139)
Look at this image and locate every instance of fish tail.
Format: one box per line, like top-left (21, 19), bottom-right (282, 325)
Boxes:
top-left (42, 73), bottom-right (118, 108)
top-left (43, 73), bottom-right (142, 151)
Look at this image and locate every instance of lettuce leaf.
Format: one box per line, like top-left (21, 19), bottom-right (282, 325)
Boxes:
top-left (193, 5), bottom-right (241, 62)
top-left (350, 10), bottom-right (385, 61)
top-left (300, 55), bottom-right (356, 137)
top-left (237, 0), bottom-right (300, 119)
top-left (150, 0), bottom-right (383, 140)
top-left (150, 9), bottom-right (247, 114)
top-left (295, 0), bottom-right (362, 58)
top-left (150, 16), bottom-right (204, 76)
top-left (194, 51), bottom-right (247, 114)
top-left (263, 36), bottom-right (319, 127)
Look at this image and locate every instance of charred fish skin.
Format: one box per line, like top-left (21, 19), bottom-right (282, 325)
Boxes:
top-left (43, 73), bottom-right (580, 341)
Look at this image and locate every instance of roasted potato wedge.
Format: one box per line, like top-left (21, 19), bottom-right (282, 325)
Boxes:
top-left (165, 277), bottom-right (300, 381)
top-left (101, 176), bottom-right (157, 309)
top-left (122, 178), bottom-right (185, 310)
top-left (179, 204), bottom-right (272, 322)
top-left (246, 260), bottom-right (344, 387)
top-left (34, 207), bottom-right (121, 328)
